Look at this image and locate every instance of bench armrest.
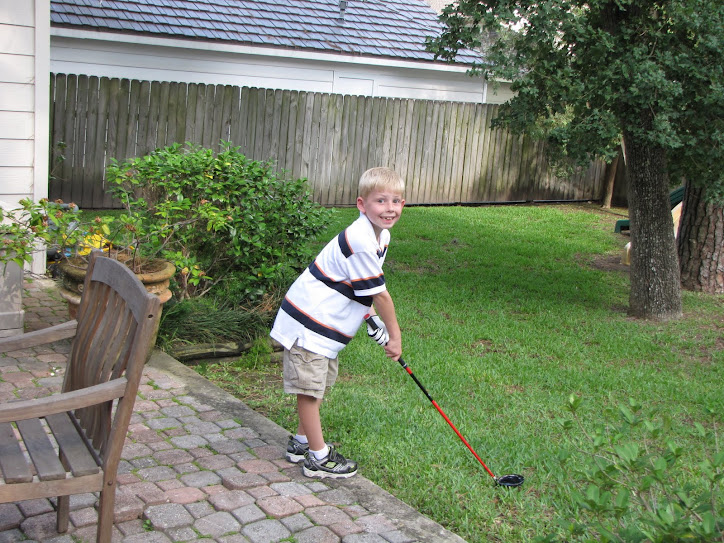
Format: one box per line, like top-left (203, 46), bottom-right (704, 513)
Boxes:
top-left (0, 320), bottom-right (77, 354)
top-left (0, 378), bottom-right (128, 423)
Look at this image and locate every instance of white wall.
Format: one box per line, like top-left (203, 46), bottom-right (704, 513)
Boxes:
top-left (50, 32), bottom-right (512, 105)
top-left (1, 0), bottom-right (50, 273)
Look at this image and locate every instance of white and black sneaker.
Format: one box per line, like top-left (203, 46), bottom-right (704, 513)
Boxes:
top-left (286, 436), bottom-right (310, 464)
top-left (302, 446), bottom-right (358, 479)
top-left (286, 436), bottom-right (336, 464)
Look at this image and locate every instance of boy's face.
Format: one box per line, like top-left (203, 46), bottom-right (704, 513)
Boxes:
top-left (356, 189), bottom-right (405, 237)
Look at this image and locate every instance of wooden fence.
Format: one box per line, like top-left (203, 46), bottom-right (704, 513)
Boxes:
top-left (49, 73), bottom-right (607, 208)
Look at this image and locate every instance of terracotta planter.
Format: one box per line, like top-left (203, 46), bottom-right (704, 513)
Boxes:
top-left (58, 256), bottom-right (175, 319)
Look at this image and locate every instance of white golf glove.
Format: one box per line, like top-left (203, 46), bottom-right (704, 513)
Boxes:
top-left (366, 315), bottom-right (389, 346)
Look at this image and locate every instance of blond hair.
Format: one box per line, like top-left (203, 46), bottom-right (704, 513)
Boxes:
top-left (358, 167), bottom-right (405, 198)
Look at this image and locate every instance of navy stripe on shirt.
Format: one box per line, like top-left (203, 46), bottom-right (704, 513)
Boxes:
top-left (351, 274), bottom-right (385, 291)
top-left (308, 262), bottom-right (373, 306)
top-left (281, 297), bottom-right (353, 345)
top-left (338, 230), bottom-right (353, 258)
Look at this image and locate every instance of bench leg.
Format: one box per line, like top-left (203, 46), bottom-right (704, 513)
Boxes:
top-left (56, 495), bottom-right (69, 532)
top-left (96, 485), bottom-right (116, 543)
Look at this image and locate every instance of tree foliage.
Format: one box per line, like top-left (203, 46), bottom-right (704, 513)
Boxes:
top-left (428, 0), bottom-right (724, 317)
top-left (428, 0), bottom-right (724, 198)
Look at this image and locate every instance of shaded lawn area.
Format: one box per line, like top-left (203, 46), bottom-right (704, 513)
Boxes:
top-left (203, 204), bottom-right (724, 542)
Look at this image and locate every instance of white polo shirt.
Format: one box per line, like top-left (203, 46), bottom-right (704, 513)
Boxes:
top-left (270, 213), bottom-right (390, 358)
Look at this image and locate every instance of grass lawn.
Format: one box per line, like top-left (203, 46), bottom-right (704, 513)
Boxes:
top-left (199, 203), bottom-right (724, 542)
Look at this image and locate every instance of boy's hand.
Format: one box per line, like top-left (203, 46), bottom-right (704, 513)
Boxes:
top-left (383, 336), bottom-right (402, 361)
top-left (366, 315), bottom-right (389, 346)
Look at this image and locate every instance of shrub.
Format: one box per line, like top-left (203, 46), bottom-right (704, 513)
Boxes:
top-left (107, 142), bottom-right (331, 301)
top-left (543, 395), bottom-right (724, 542)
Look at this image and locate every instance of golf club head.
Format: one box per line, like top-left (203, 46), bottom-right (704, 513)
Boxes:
top-left (495, 474), bottom-right (524, 487)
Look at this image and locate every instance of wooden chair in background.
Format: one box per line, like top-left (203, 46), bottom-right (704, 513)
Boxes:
top-left (0, 250), bottom-right (162, 542)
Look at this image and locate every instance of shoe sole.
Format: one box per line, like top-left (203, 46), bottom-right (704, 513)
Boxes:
top-left (285, 452), bottom-right (305, 464)
top-left (302, 465), bottom-right (357, 479)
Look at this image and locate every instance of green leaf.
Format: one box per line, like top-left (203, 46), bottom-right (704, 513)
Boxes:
top-left (567, 393), bottom-right (582, 412)
top-left (614, 442), bottom-right (639, 463)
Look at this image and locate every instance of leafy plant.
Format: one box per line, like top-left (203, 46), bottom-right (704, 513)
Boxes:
top-left (551, 395), bottom-right (724, 542)
top-left (106, 141), bottom-right (331, 300)
top-left (1, 199), bottom-right (111, 271)
top-left (2, 141), bottom-right (330, 306)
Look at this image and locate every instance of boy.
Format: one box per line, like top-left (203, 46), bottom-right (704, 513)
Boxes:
top-left (270, 167), bottom-right (405, 479)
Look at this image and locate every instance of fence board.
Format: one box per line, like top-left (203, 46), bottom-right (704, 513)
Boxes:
top-left (135, 80), bottom-right (151, 158)
top-left (292, 91), bottom-right (308, 181)
top-left (282, 90), bottom-right (298, 177)
top-left (339, 95), bottom-right (356, 205)
top-left (319, 94), bottom-right (333, 201)
top-left (48, 74), bottom-right (607, 208)
top-left (357, 98), bottom-right (373, 182)
top-left (276, 90), bottom-right (290, 169)
top-left (49, 74), bottom-right (66, 198)
top-left (83, 76), bottom-right (100, 207)
top-left (419, 99), bottom-right (436, 204)
top-left (405, 100), bottom-right (422, 203)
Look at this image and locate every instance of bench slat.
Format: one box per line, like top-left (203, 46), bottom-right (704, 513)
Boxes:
top-left (45, 413), bottom-right (99, 477)
top-left (46, 413), bottom-right (100, 477)
top-left (0, 423), bottom-right (32, 483)
top-left (16, 418), bottom-right (66, 481)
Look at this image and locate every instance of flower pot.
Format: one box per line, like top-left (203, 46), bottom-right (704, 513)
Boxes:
top-left (57, 255), bottom-right (175, 319)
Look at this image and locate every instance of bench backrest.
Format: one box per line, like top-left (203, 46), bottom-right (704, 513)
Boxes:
top-left (62, 251), bottom-right (161, 461)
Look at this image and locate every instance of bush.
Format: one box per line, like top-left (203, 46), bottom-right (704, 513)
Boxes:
top-left (107, 142), bottom-right (331, 301)
top-left (543, 395), bottom-right (724, 542)
top-left (157, 297), bottom-right (270, 346)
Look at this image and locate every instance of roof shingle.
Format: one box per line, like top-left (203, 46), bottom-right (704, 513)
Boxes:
top-left (50, 0), bottom-right (479, 65)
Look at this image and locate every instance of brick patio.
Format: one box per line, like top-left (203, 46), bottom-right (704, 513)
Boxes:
top-left (0, 277), bottom-right (467, 543)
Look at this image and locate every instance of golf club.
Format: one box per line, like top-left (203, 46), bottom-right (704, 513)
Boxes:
top-left (365, 315), bottom-right (524, 488)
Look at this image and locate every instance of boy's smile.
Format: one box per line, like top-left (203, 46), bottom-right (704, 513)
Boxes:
top-left (356, 190), bottom-right (405, 238)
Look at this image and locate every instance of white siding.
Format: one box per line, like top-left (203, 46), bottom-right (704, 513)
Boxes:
top-left (1, 82), bottom-right (35, 110)
top-left (0, 0), bottom-right (50, 274)
top-left (0, 23), bottom-right (34, 55)
top-left (486, 83), bottom-right (515, 105)
top-left (50, 34), bottom-right (505, 104)
top-left (0, 52), bottom-right (35, 82)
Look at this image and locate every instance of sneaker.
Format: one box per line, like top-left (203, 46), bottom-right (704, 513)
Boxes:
top-left (285, 436), bottom-right (310, 464)
top-left (302, 446), bottom-right (358, 479)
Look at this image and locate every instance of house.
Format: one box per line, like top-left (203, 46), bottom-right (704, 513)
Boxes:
top-left (49, 0), bottom-right (514, 104)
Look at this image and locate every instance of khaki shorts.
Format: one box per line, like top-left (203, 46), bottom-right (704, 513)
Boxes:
top-left (283, 343), bottom-right (338, 400)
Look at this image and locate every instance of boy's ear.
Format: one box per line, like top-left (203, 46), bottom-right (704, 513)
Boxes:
top-left (356, 196), bottom-right (366, 214)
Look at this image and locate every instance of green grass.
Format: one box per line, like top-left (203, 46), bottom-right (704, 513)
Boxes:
top-left (201, 204), bottom-right (724, 542)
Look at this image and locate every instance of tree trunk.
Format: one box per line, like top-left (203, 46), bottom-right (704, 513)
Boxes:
top-left (600, 149), bottom-right (620, 209)
top-left (623, 129), bottom-right (682, 319)
top-left (678, 184), bottom-right (724, 293)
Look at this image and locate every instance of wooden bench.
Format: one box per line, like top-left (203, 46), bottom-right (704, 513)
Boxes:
top-left (0, 250), bottom-right (161, 542)
top-left (614, 185), bottom-right (685, 233)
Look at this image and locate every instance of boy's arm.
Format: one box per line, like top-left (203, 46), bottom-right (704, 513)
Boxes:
top-left (371, 290), bottom-right (401, 361)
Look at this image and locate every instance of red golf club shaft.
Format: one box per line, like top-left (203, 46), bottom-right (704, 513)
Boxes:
top-left (364, 312), bottom-right (498, 480)
top-left (397, 358), bottom-right (497, 480)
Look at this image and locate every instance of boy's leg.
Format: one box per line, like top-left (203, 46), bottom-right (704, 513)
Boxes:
top-left (283, 345), bottom-right (331, 463)
top-left (296, 394), bottom-right (325, 451)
